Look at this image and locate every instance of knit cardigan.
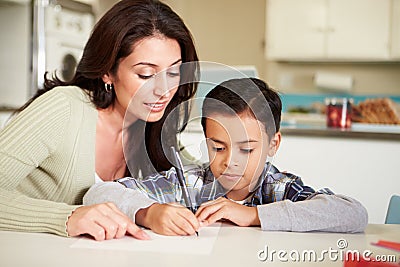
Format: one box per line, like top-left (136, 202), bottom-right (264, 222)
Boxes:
top-left (0, 86), bottom-right (97, 236)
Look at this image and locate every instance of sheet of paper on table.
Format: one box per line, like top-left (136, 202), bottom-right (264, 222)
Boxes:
top-left (70, 223), bottom-right (221, 255)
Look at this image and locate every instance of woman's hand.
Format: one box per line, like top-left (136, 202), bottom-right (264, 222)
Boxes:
top-left (136, 203), bottom-right (199, 236)
top-left (195, 197), bottom-right (260, 227)
top-left (66, 203), bottom-right (150, 241)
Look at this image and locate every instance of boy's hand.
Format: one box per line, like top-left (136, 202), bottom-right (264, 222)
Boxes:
top-left (136, 203), bottom-right (199, 236)
top-left (195, 197), bottom-right (261, 227)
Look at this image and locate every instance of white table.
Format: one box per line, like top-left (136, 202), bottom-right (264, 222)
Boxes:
top-left (0, 224), bottom-right (399, 267)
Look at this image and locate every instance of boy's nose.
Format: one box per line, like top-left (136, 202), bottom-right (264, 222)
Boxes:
top-left (223, 152), bottom-right (240, 168)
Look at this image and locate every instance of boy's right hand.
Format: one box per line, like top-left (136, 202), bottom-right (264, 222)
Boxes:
top-left (136, 203), bottom-right (199, 236)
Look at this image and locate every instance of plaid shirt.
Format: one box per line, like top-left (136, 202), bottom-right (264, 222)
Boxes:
top-left (116, 162), bottom-right (334, 209)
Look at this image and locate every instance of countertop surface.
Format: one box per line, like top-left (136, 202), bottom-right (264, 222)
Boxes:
top-left (280, 112), bottom-right (400, 140)
top-left (0, 224), bottom-right (399, 267)
top-left (280, 123), bottom-right (400, 140)
top-left (3, 110), bottom-right (400, 140)
top-left (184, 116), bottom-right (400, 141)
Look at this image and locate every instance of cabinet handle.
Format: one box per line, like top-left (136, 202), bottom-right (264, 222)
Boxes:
top-left (313, 27), bottom-right (335, 33)
top-left (326, 27), bottom-right (335, 33)
top-left (313, 27), bottom-right (325, 33)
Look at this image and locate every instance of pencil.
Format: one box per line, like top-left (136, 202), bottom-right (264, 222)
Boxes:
top-left (170, 146), bottom-right (199, 237)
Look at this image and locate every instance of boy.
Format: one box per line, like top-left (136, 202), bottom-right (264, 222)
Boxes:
top-left (84, 78), bottom-right (368, 236)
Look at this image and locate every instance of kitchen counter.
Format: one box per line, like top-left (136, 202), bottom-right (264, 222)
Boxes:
top-left (184, 117), bottom-right (400, 141)
top-left (281, 123), bottom-right (400, 141)
top-left (280, 112), bottom-right (400, 140)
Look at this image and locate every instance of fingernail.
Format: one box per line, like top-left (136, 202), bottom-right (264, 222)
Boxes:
top-left (138, 230), bottom-right (151, 240)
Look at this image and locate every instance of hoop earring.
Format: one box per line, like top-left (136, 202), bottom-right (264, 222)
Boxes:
top-left (105, 83), bottom-right (113, 93)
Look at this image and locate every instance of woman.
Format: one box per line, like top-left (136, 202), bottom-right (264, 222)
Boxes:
top-left (0, 0), bottom-right (199, 241)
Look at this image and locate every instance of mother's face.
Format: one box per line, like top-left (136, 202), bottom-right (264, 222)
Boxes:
top-left (103, 35), bottom-right (182, 123)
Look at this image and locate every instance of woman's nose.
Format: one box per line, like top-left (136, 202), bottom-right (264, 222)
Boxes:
top-left (153, 72), bottom-right (171, 98)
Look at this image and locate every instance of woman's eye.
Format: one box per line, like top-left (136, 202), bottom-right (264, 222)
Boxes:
top-left (167, 72), bottom-right (180, 78)
top-left (138, 74), bottom-right (155, 79)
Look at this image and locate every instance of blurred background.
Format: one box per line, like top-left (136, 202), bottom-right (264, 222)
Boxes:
top-left (1, 0), bottom-right (399, 224)
top-left (1, 0), bottom-right (400, 120)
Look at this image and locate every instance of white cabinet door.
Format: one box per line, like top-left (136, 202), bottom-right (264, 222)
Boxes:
top-left (327, 0), bottom-right (391, 59)
top-left (391, 0), bottom-right (400, 58)
top-left (274, 135), bottom-right (400, 224)
top-left (266, 0), bottom-right (395, 61)
top-left (266, 0), bottom-right (326, 60)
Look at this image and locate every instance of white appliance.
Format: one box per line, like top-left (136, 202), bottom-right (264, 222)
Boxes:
top-left (34, 0), bottom-right (94, 89)
top-left (0, 0), bottom-right (94, 109)
top-left (0, 0), bottom-right (31, 108)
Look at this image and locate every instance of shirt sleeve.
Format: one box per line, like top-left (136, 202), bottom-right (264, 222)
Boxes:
top-left (283, 177), bottom-right (317, 201)
top-left (83, 181), bottom-right (156, 223)
top-left (257, 193), bottom-right (368, 233)
top-left (83, 169), bottom-right (185, 222)
top-left (83, 166), bottom-right (205, 219)
top-left (118, 169), bottom-right (183, 203)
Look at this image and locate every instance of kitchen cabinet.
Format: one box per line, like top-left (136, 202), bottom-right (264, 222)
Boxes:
top-left (274, 135), bottom-right (400, 224)
top-left (392, 0), bottom-right (400, 58)
top-left (265, 0), bottom-right (400, 61)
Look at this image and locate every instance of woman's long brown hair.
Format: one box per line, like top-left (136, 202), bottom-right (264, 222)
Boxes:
top-left (18, 0), bottom-right (199, 177)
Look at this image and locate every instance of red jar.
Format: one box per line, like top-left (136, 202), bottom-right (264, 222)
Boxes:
top-left (325, 98), bottom-right (352, 128)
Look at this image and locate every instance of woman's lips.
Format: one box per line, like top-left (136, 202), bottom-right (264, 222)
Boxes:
top-left (144, 101), bottom-right (167, 112)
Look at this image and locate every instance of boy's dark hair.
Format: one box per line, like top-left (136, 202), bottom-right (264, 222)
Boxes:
top-left (201, 78), bottom-right (282, 139)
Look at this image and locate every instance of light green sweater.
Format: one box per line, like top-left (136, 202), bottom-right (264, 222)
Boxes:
top-left (0, 86), bottom-right (98, 236)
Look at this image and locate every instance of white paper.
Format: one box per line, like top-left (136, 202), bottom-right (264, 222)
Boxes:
top-left (70, 223), bottom-right (221, 255)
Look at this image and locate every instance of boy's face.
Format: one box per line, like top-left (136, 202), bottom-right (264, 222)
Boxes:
top-left (205, 112), bottom-right (279, 200)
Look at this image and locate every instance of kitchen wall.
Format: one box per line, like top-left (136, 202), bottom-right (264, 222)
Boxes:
top-left (79, 0), bottom-right (113, 18)
top-left (162, 0), bottom-right (267, 80)
top-left (164, 0), bottom-right (400, 94)
top-left (2, 0), bottom-right (399, 103)
top-left (267, 61), bottom-right (400, 94)
top-left (166, 0), bottom-right (400, 95)
top-left (89, 0), bottom-right (400, 95)
top-left (85, 0), bottom-right (266, 77)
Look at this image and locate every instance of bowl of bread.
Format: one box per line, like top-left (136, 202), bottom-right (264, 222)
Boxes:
top-left (351, 98), bottom-right (400, 125)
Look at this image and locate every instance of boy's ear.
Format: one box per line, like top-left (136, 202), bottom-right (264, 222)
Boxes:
top-left (268, 132), bottom-right (281, 157)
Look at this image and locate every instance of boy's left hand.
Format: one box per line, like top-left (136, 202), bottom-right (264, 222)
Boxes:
top-left (195, 197), bottom-right (260, 227)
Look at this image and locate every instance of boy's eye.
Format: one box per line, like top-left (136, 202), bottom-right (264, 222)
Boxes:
top-left (212, 147), bottom-right (225, 152)
top-left (138, 74), bottom-right (155, 79)
top-left (240, 148), bottom-right (254, 153)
